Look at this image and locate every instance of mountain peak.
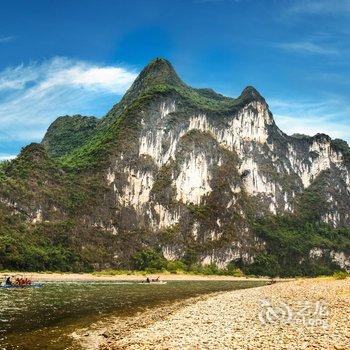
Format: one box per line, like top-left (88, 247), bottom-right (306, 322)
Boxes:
top-left (120, 57), bottom-right (183, 104)
top-left (16, 143), bottom-right (50, 165)
top-left (133, 57), bottom-right (182, 89)
top-left (239, 86), bottom-right (266, 104)
top-left (144, 57), bottom-right (174, 73)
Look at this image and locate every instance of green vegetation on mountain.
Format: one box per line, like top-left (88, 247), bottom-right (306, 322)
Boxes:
top-left (42, 115), bottom-right (98, 157)
top-left (57, 62), bottom-right (259, 171)
top-left (0, 213), bottom-right (83, 271)
top-left (248, 216), bottom-right (350, 277)
top-left (332, 138), bottom-right (350, 166)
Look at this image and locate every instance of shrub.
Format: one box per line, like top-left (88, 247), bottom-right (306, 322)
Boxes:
top-left (244, 253), bottom-right (280, 277)
top-left (333, 271), bottom-right (348, 280)
top-left (166, 260), bottom-right (186, 273)
top-left (197, 263), bottom-right (220, 275)
top-left (131, 249), bottom-right (167, 271)
top-left (226, 261), bottom-right (244, 276)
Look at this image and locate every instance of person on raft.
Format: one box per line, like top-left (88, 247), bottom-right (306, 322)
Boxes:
top-left (3, 276), bottom-right (32, 286)
top-left (15, 277), bottom-right (31, 286)
top-left (145, 276), bottom-right (160, 283)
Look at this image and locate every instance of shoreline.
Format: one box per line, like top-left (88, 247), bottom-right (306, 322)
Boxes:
top-left (0, 271), bottom-right (278, 282)
top-left (77, 277), bottom-right (349, 350)
top-left (71, 291), bottom-right (224, 350)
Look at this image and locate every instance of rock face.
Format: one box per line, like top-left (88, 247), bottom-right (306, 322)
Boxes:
top-left (0, 58), bottom-right (349, 273)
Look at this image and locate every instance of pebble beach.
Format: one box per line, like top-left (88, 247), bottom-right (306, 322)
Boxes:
top-left (89, 278), bottom-right (350, 350)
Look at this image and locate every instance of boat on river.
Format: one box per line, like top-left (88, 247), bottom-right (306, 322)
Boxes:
top-left (0, 283), bottom-right (44, 289)
top-left (1, 275), bottom-right (44, 289)
top-left (138, 277), bottom-right (167, 284)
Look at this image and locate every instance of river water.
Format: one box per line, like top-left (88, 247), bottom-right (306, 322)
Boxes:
top-left (0, 280), bottom-right (266, 349)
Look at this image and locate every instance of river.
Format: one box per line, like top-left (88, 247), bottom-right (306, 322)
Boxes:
top-left (0, 280), bottom-right (266, 349)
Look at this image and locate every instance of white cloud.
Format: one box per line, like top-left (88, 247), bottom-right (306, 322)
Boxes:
top-left (0, 57), bottom-right (137, 149)
top-left (0, 57), bottom-right (136, 94)
top-left (276, 41), bottom-right (338, 55)
top-left (269, 98), bottom-right (350, 142)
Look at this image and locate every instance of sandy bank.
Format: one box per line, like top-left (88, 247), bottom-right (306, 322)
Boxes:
top-left (0, 271), bottom-right (273, 282)
top-left (94, 278), bottom-right (349, 350)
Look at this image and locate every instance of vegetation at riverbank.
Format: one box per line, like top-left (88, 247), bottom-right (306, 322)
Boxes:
top-left (92, 264), bottom-right (244, 277)
top-left (245, 215), bottom-right (350, 277)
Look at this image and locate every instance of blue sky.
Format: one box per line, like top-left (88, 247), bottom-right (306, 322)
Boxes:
top-left (0, 0), bottom-right (349, 159)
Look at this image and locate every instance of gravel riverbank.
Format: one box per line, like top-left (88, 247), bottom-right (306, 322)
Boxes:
top-left (94, 278), bottom-right (349, 350)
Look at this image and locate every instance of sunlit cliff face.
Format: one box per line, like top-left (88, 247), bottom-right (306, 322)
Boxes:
top-left (108, 99), bottom-right (348, 226)
top-left (102, 94), bottom-right (349, 268)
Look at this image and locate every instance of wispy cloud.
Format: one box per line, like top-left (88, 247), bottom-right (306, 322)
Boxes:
top-left (0, 57), bottom-right (136, 94)
top-left (290, 0), bottom-right (350, 15)
top-left (0, 57), bottom-right (137, 151)
top-left (270, 98), bottom-right (350, 142)
top-left (0, 36), bottom-right (16, 43)
top-left (276, 41), bottom-right (339, 55)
